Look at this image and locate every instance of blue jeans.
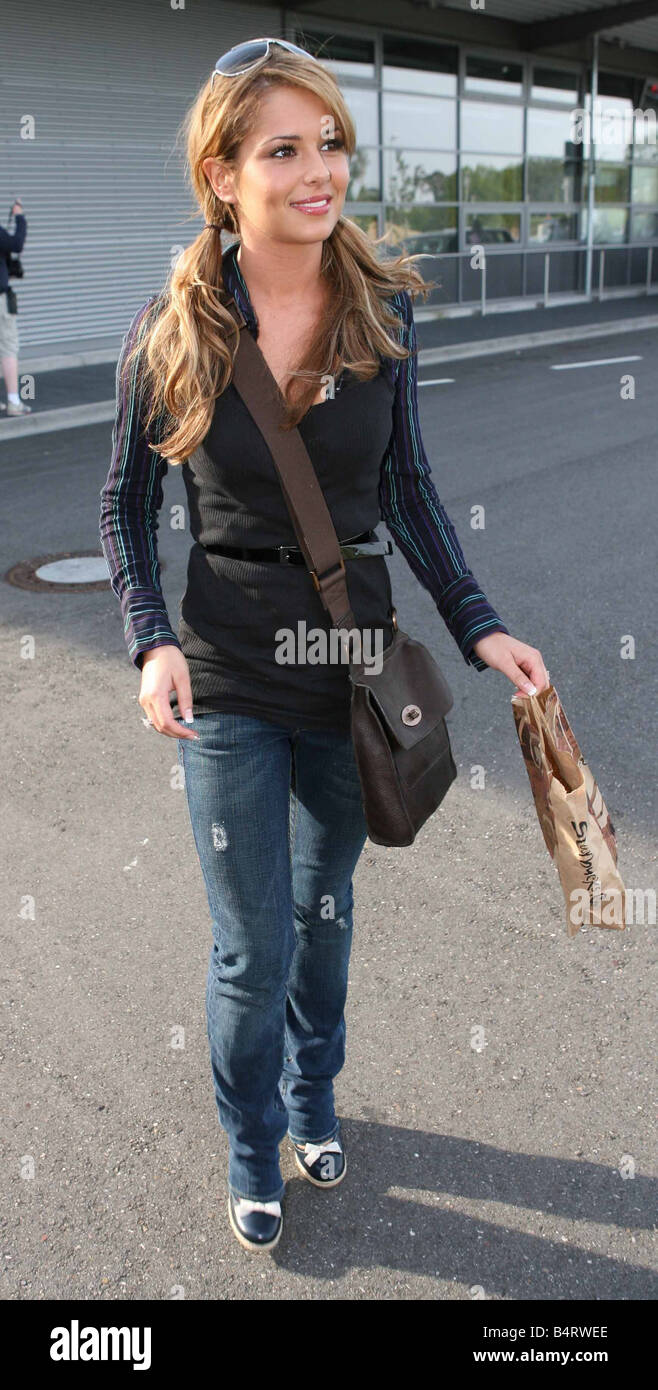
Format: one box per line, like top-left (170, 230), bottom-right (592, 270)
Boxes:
top-left (177, 711), bottom-right (369, 1203)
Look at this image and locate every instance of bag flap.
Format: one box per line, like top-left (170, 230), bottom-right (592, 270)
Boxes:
top-left (350, 629), bottom-right (454, 750)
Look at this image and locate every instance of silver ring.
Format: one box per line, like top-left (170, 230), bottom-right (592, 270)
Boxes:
top-left (142, 716), bottom-right (154, 728)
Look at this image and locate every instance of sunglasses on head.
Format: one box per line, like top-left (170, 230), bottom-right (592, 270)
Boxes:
top-left (211, 38), bottom-right (319, 89)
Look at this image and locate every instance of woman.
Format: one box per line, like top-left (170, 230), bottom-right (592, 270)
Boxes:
top-left (99, 38), bottom-right (548, 1255)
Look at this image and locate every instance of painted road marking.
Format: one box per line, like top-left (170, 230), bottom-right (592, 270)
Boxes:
top-left (550, 355), bottom-right (643, 370)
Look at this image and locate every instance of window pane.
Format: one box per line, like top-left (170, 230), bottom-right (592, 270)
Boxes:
top-left (347, 148), bottom-right (380, 201)
top-left (631, 210), bottom-right (658, 239)
top-left (342, 87), bottom-right (378, 145)
top-left (464, 213), bottom-right (521, 245)
top-left (461, 101), bottom-right (523, 153)
top-left (595, 164), bottom-right (630, 202)
top-left (465, 55), bottom-right (523, 98)
top-left (531, 66), bottom-right (579, 105)
top-left (582, 95), bottom-right (634, 161)
top-left (383, 93), bottom-right (456, 150)
top-left (384, 205), bottom-right (458, 249)
top-left (527, 107), bottom-right (580, 158)
top-left (581, 206), bottom-right (629, 243)
top-left (461, 156), bottom-right (523, 201)
top-left (529, 212), bottom-right (579, 242)
top-left (383, 35), bottom-right (457, 95)
top-left (348, 213), bottom-right (383, 246)
top-left (595, 70), bottom-right (638, 100)
top-left (633, 107), bottom-right (658, 160)
top-left (384, 149), bottom-right (456, 203)
top-left (527, 156), bottom-right (582, 202)
top-left (632, 162), bottom-right (658, 202)
top-left (399, 227), bottom-right (459, 255)
top-left (295, 29), bottom-right (375, 81)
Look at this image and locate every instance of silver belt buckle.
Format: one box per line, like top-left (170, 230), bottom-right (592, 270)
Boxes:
top-left (340, 538), bottom-right (393, 560)
top-left (277, 544), bottom-right (299, 563)
top-left (277, 533), bottom-right (362, 563)
top-left (276, 532), bottom-right (391, 563)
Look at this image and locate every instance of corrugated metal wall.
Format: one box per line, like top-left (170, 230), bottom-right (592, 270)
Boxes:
top-left (0, 0), bottom-right (280, 345)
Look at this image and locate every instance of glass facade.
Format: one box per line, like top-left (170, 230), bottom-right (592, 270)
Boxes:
top-left (292, 22), bottom-right (658, 304)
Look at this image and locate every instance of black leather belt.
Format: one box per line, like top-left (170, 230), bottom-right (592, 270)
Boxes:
top-left (205, 529), bottom-right (393, 564)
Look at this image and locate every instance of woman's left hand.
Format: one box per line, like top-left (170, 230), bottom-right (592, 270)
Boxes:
top-left (471, 632), bottom-right (550, 697)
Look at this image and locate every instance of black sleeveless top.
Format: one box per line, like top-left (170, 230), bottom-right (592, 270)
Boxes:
top-left (169, 341), bottom-right (396, 733)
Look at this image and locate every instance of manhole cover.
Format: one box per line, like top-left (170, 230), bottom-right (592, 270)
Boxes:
top-left (36, 557), bottom-right (110, 584)
top-left (4, 551), bottom-right (165, 594)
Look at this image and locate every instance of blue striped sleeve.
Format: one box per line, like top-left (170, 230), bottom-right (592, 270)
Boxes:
top-left (99, 298), bottom-right (183, 670)
top-left (378, 289), bottom-right (510, 671)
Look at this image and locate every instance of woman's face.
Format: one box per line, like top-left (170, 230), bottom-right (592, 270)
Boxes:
top-left (203, 84), bottom-right (350, 245)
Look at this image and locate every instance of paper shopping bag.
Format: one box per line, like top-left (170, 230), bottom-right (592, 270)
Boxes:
top-left (511, 683), bottom-right (627, 936)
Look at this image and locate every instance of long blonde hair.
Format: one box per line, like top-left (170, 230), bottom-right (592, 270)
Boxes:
top-left (122, 42), bottom-right (437, 465)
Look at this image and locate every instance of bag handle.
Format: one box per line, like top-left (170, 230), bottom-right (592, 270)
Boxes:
top-left (223, 293), bottom-right (358, 635)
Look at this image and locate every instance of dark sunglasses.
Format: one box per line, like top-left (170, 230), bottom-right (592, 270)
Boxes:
top-left (211, 38), bottom-right (319, 89)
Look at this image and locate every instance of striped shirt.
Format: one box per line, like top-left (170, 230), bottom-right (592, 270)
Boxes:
top-left (99, 241), bottom-right (509, 673)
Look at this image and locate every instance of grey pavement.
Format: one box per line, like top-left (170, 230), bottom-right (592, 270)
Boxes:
top-left (1, 314), bottom-right (656, 1300)
top-left (418, 287), bottom-right (658, 347)
top-left (3, 292), bottom-right (658, 441)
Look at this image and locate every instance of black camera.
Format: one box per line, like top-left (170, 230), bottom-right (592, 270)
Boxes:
top-left (7, 201), bottom-right (24, 277)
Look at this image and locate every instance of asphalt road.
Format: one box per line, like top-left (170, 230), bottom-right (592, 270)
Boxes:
top-left (1, 328), bottom-right (656, 1301)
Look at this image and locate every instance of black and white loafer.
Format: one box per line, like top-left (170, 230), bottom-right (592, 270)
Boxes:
top-left (291, 1132), bottom-right (346, 1188)
top-left (227, 1192), bottom-right (283, 1252)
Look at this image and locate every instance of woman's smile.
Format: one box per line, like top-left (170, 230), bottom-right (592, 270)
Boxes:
top-left (289, 195), bottom-right (333, 214)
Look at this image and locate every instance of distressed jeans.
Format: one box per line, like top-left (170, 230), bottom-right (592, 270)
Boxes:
top-left (177, 711), bottom-right (369, 1203)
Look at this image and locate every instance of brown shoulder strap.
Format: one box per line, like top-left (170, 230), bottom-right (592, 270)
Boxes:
top-left (223, 294), bottom-right (356, 632)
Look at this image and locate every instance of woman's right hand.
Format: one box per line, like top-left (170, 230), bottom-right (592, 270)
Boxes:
top-left (138, 646), bottom-right (200, 739)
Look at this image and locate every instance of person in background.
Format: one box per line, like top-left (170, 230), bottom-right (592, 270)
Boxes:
top-left (0, 198), bottom-right (31, 417)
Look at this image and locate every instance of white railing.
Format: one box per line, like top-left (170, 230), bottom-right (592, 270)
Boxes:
top-left (408, 241), bottom-right (658, 315)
